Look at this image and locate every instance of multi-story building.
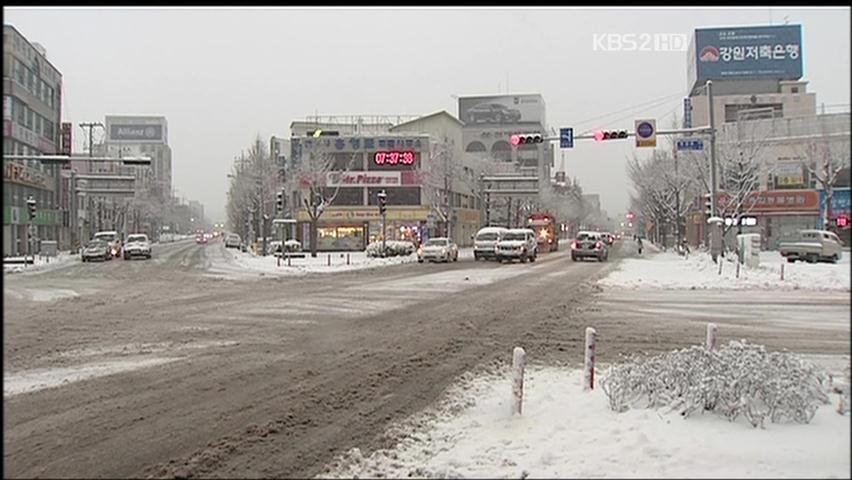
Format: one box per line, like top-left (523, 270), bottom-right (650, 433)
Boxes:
top-left (459, 93), bottom-right (554, 227)
top-left (102, 115), bottom-right (171, 198)
top-left (3, 24), bottom-right (64, 256)
top-left (287, 112), bottom-right (480, 250)
top-left (683, 24), bottom-right (852, 248)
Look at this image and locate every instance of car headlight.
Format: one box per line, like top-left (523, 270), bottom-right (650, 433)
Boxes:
top-left (442, 248), bottom-right (447, 255)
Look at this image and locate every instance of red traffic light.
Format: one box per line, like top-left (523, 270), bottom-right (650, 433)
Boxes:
top-left (510, 134), bottom-right (521, 147)
top-left (594, 130), bottom-right (605, 142)
top-left (594, 130), bottom-right (628, 142)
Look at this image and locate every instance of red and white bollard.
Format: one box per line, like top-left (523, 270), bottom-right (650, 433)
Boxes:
top-left (511, 346), bottom-right (526, 416)
top-left (706, 322), bottom-right (718, 350)
top-left (583, 327), bottom-right (597, 391)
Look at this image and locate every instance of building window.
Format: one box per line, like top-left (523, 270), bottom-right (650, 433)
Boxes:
top-left (367, 186), bottom-right (420, 206)
top-left (791, 87), bottom-right (799, 94)
top-left (323, 187), bottom-right (363, 206)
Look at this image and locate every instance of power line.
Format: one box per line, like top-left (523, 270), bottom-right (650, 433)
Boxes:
top-left (571, 91), bottom-right (686, 133)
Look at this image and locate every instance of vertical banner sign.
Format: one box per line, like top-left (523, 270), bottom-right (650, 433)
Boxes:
top-left (635, 119), bottom-right (657, 148)
top-left (559, 127), bottom-right (574, 149)
top-left (61, 122), bottom-right (72, 156)
top-left (683, 98), bottom-right (693, 129)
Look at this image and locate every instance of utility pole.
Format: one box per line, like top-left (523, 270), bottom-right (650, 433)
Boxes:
top-left (80, 122), bottom-right (104, 242)
top-left (707, 80), bottom-right (723, 261)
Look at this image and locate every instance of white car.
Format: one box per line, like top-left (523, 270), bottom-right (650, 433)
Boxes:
top-left (225, 233), bottom-right (241, 249)
top-left (417, 237), bottom-right (459, 263)
top-left (496, 229), bottom-right (538, 263)
top-left (123, 233), bottom-right (152, 260)
top-left (474, 226), bottom-right (508, 261)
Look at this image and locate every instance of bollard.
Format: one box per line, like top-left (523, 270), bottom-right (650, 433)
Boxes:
top-left (511, 347), bottom-right (526, 416)
top-left (718, 259), bottom-right (723, 275)
top-left (706, 323), bottom-right (718, 350)
top-left (583, 327), bottom-right (597, 391)
top-left (781, 263), bottom-right (785, 281)
top-left (287, 255), bottom-right (291, 267)
top-left (736, 261), bottom-right (740, 279)
top-left (277, 254), bottom-right (281, 267)
top-left (327, 254), bottom-right (331, 266)
top-left (347, 253), bottom-right (350, 265)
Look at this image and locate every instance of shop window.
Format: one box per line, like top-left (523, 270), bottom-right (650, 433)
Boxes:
top-left (323, 186), bottom-right (363, 206)
top-left (367, 187), bottom-right (420, 206)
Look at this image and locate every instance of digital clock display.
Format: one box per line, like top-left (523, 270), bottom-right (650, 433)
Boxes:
top-left (374, 151), bottom-right (415, 166)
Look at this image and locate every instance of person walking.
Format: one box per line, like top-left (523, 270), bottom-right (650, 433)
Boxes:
top-left (637, 236), bottom-right (643, 256)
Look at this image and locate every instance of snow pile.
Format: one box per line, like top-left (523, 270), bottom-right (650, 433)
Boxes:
top-left (212, 244), bottom-right (418, 276)
top-left (365, 240), bottom-right (416, 258)
top-left (3, 251), bottom-right (78, 275)
top-left (600, 341), bottom-right (831, 428)
top-left (320, 363), bottom-right (850, 479)
top-left (600, 250), bottom-right (851, 291)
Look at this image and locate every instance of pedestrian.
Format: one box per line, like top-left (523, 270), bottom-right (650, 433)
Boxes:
top-left (637, 236), bottom-right (643, 255)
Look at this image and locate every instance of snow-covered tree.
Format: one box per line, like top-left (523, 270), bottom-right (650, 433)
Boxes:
top-left (797, 132), bottom-right (851, 230)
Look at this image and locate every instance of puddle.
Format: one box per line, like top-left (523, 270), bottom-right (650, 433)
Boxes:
top-left (4, 357), bottom-right (181, 397)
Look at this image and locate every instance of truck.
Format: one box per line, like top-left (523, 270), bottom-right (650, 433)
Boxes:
top-left (779, 229), bottom-right (843, 264)
top-left (526, 212), bottom-right (559, 253)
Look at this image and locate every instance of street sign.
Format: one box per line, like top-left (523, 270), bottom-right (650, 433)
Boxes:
top-left (676, 138), bottom-right (704, 151)
top-left (559, 127), bottom-right (574, 149)
top-left (635, 119), bottom-right (656, 148)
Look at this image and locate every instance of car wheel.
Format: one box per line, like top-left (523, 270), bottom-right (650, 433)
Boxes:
top-left (806, 254), bottom-right (818, 264)
top-left (571, 254), bottom-right (577, 262)
top-left (530, 253), bottom-right (536, 263)
top-left (832, 254), bottom-right (840, 264)
top-left (453, 253), bottom-right (458, 262)
top-left (786, 257), bottom-right (795, 263)
top-left (418, 259), bottom-right (423, 263)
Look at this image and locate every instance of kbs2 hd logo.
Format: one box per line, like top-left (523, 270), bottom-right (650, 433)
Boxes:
top-left (592, 33), bottom-right (688, 52)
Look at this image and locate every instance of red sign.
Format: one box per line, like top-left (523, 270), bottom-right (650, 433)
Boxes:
top-left (837, 215), bottom-right (850, 228)
top-left (718, 190), bottom-right (819, 214)
top-left (374, 151), bottom-right (415, 166)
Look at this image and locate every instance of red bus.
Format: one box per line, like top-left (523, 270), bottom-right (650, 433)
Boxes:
top-left (527, 212), bottom-right (559, 253)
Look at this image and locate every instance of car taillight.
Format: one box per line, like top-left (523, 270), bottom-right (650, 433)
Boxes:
top-left (571, 241), bottom-right (578, 250)
top-left (595, 241), bottom-right (602, 249)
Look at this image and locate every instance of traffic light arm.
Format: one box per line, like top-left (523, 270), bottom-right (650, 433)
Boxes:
top-left (539, 126), bottom-right (714, 142)
top-left (4, 154), bottom-right (152, 165)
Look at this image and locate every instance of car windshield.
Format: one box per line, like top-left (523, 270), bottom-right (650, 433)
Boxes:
top-left (577, 233), bottom-right (597, 241)
top-left (86, 240), bottom-right (106, 248)
top-left (127, 235), bottom-right (147, 243)
top-left (94, 233), bottom-right (116, 242)
top-left (476, 233), bottom-right (499, 241)
top-left (504, 233), bottom-right (526, 241)
top-left (425, 239), bottom-right (448, 246)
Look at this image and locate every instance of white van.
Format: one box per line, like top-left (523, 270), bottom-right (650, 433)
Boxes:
top-left (474, 226), bottom-right (508, 261)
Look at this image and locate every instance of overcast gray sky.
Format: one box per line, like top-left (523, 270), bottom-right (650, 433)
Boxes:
top-left (5, 7), bottom-right (850, 222)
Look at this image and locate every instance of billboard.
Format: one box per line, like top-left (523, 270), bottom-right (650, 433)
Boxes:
top-left (109, 124), bottom-right (164, 142)
top-left (458, 94), bottom-right (545, 126)
top-left (688, 25), bottom-right (802, 90)
top-left (773, 160), bottom-right (804, 187)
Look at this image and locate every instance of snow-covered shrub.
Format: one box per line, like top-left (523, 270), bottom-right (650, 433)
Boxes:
top-left (365, 240), bottom-right (415, 258)
top-left (600, 340), bottom-right (831, 428)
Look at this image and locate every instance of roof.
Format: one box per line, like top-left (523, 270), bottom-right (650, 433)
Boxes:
top-left (390, 110), bottom-right (464, 130)
top-left (476, 226), bottom-right (508, 233)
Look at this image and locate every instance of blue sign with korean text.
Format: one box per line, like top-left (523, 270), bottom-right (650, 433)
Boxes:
top-left (690, 25), bottom-right (802, 90)
top-left (560, 127), bottom-right (573, 149)
top-left (676, 138), bottom-right (704, 151)
top-left (818, 188), bottom-right (851, 228)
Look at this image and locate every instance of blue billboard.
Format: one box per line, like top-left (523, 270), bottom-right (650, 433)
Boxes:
top-left (818, 188), bottom-right (851, 229)
top-left (688, 25), bottom-right (802, 90)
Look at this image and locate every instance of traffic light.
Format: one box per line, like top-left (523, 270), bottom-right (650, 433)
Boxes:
top-left (593, 130), bottom-right (629, 142)
top-left (26, 195), bottom-right (37, 219)
top-left (377, 189), bottom-right (388, 216)
top-left (626, 212), bottom-right (635, 221)
top-left (703, 193), bottom-right (713, 216)
top-left (276, 190), bottom-right (285, 214)
top-left (510, 133), bottom-right (544, 147)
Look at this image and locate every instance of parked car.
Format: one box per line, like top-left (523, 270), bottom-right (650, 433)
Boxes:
top-left (495, 228), bottom-right (538, 263)
top-left (473, 226), bottom-right (508, 261)
top-left (571, 231), bottom-right (609, 262)
top-left (225, 233), bottom-right (241, 249)
top-left (601, 232), bottom-right (615, 246)
top-left (93, 230), bottom-right (122, 258)
top-left (123, 233), bottom-right (152, 260)
top-left (81, 239), bottom-right (111, 262)
top-left (417, 237), bottom-right (459, 263)
top-left (466, 102), bottom-right (522, 124)
top-left (284, 239), bottom-right (302, 252)
top-left (779, 229), bottom-right (843, 263)
top-left (196, 233), bottom-right (208, 245)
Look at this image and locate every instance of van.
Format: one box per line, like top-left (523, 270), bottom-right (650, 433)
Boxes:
top-left (473, 226), bottom-right (508, 261)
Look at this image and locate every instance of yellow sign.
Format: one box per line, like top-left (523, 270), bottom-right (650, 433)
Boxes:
top-left (777, 175), bottom-right (804, 186)
top-left (296, 208), bottom-right (432, 223)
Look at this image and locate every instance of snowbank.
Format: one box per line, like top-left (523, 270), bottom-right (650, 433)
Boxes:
top-left (3, 251), bottom-right (78, 275)
top-left (600, 250), bottom-right (850, 291)
top-left (321, 363), bottom-right (850, 479)
top-left (207, 244), bottom-right (420, 277)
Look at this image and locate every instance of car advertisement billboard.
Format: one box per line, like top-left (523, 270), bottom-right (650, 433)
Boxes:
top-left (688, 25), bottom-right (802, 89)
top-left (458, 94), bottom-right (545, 126)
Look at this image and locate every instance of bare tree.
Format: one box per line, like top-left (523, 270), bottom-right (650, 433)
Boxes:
top-left (225, 135), bottom-right (279, 252)
top-left (287, 138), bottom-right (359, 257)
top-left (797, 132), bottom-right (851, 230)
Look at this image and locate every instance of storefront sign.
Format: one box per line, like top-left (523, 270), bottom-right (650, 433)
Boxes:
top-left (719, 189), bottom-right (818, 213)
top-left (327, 171), bottom-right (401, 187)
top-left (4, 161), bottom-right (50, 189)
top-left (774, 160), bottom-right (804, 186)
top-left (297, 208), bottom-right (431, 223)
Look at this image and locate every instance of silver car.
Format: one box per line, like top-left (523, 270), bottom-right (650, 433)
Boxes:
top-left (417, 237), bottom-right (459, 263)
top-left (81, 240), bottom-right (111, 262)
top-left (123, 233), bottom-right (152, 260)
top-left (571, 231), bottom-right (609, 262)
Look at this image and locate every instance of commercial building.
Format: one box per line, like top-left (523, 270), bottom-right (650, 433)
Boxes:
top-left (459, 93), bottom-right (554, 227)
top-left (102, 115), bottom-right (172, 198)
top-left (3, 25), bottom-right (64, 256)
top-left (683, 24), bottom-right (851, 249)
top-left (287, 112), bottom-right (480, 250)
